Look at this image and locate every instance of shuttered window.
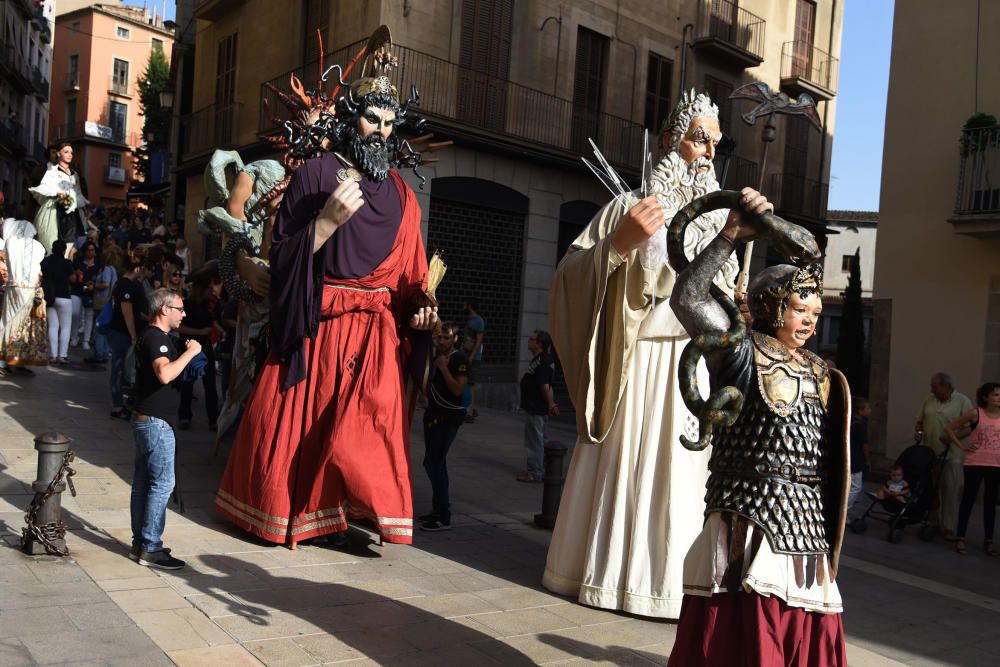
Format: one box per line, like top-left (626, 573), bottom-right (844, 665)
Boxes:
top-left (571, 27), bottom-right (608, 152)
top-left (703, 75), bottom-right (733, 133)
top-left (644, 52), bottom-right (672, 134)
top-left (215, 33), bottom-right (238, 144)
top-left (791, 0), bottom-right (816, 77)
top-left (457, 0), bottom-right (513, 131)
top-left (302, 0), bottom-right (329, 66)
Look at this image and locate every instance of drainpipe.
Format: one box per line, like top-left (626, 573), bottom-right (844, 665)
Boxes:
top-left (818, 0), bottom-right (837, 196)
top-left (612, 0), bottom-right (638, 118)
top-left (678, 23), bottom-right (693, 100)
top-left (540, 12), bottom-right (563, 97)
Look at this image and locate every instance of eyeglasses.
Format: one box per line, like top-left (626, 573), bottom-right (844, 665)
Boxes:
top-left (166, 305), bottom-right (185, 313)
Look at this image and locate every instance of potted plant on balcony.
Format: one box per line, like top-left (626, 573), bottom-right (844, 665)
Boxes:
top-left (960, 112), bottom-right (999, 211)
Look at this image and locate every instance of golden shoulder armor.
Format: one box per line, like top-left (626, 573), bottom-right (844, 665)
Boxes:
top-left (752, 332), bottom-right (831, 416)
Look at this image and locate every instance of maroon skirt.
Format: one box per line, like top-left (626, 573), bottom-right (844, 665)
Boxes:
top-left (668, 592), bottom-right (846, 667)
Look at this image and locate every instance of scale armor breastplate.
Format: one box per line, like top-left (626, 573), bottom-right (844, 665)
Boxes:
top-left (704, 332), bottom-right (831, 556)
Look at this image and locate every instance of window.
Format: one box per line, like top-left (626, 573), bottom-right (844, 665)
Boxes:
top-left (703, 75), bottom-right (733, 133)
top-left (841, 254), bottom-right (852, 272)
top-left (456, 0), bottom-right (512, 131)
top-left (117, 26), bottom-right (130, 39)
top-left (571, 27), bottom-right (609, 152)
top-left (644, 52), bottom-right (672, 134)
top-left (109, 101), bottom-right (127, 143)
top-left (302, 0), bottom-right (329, 65)
top-left (215, 33), bottom-right (238, 144)
top-left (108, 153), bottom-right (122, 169)
top-left (112, 58), bottom-right (129, 94)
top-left (151, 38), bottom-right (163, 52)
top-left (107, 153), bottom-right (124, 183)
top-left (791, 0), bottom-right (816, 78)
top-left (68, 54), bottom-right (79, 88)
top-left (65, 98), bottom-right (77, 132)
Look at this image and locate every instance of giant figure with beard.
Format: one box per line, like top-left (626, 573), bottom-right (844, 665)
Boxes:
top-left (542, 91), bottom-right (738, 618)
top-left (215, 51), bottom-right (438, 547)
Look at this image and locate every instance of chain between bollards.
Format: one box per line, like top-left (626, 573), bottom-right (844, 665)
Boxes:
top-left (21, 432), bottom-right (77, 557)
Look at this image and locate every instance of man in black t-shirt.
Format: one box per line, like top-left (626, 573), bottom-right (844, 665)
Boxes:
top-left (419, 322), bottom-right (468, 532)
top-left (109, 259), bottom-right (154, 419)
top-left (128, 287), bottom-right (201, 570)
top-left (518, 330), bottom-right (559, 483)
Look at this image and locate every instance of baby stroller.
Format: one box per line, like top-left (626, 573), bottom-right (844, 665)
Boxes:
top-left (850, 441), bottom-right (946, 543)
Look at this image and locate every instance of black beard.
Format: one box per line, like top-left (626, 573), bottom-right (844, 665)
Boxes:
top-left (349, 131), bottom-right (391, 182)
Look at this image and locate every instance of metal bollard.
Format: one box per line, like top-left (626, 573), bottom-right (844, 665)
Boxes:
top-left (534, 440), bottom-right (568, 529)
top-left (22, 432), bottom-right (75, 556)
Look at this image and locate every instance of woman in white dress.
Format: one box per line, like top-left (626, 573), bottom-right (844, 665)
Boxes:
top-left (30, 143), bottom-right (89, 256)
top-left (0, 218), bottom-right (48, 374)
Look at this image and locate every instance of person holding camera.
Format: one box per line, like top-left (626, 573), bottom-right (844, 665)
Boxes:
top-left (128, 287), bottom-right (201, 570)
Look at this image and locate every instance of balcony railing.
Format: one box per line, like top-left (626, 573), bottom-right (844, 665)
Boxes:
top-left (65, 71), bottom-right (80, 90)
top-left (780, 41), bottom-right (838, 99)
top-left (0, 120), bottom-right (27, 154)
top-left (32, 66), bottom-right (48, 100)
top-left (770, 173), bottom-right (828, 220)
top-left (180, 103), bottom-right (241, 159)
top-left (717, 155), bottom-right (759, 190)
top-left (52, 121), bottom-right (131, 146)
top-left (109, 75), bottom-right (130, 96)
top-left (0, 42), bottom-right (32, 93)
top-left (695, 0), bottom-right (766, 67)
top-left (955, 125), bottom-right (1000, 215)
top-left (259, 41), bottom-right (646, 173)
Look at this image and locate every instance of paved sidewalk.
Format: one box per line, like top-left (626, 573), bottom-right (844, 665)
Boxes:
top-left (1, 354), bottom-right (999, 665)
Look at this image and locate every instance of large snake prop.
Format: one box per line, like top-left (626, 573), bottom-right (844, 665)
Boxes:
top-left (667, 190), bottom-right (821, 451)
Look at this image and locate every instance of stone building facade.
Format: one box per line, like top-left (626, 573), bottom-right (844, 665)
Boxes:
top-left (0, 0), bottom-right (53, 213)
top-left (177, 0), bottom-right (843, 404)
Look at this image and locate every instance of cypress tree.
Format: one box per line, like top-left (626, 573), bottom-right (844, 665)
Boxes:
top-left (836, 247), bottom-right (866, 393)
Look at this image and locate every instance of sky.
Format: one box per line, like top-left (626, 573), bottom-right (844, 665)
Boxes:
top-left (827, 0), bottom-right (895, 212)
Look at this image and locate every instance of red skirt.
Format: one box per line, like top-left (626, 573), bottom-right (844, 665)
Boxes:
top-left (668, 592), bottom-right (846, 667)
top-left (215, 284), bottom-right (413, 544)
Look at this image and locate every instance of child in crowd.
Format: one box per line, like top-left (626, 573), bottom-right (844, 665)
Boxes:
top-left (876, 464), bottom-right (910, 503)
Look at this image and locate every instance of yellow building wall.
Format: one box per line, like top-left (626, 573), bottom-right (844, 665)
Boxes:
top-left (874, 0), bottom-right (1000, 459)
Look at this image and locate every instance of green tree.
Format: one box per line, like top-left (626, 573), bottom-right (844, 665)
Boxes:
top-left (836, 247), bottom-right (866, 394)
top-left (133, 44), bottom-right (170, 182)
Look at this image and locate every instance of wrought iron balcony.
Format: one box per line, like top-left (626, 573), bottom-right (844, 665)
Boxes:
top-left (769, 173), bottom-right (829, 221)
top-left (52, 121), bottom-right (131, 146)
top-left (717, 155), bottom-right (759, 190)
top-left (32, 67), bottom-right (49, 100)
top-left (259, 41), bottom-right (646, 174)
top-left (693, 0), bottom-right (766, 69)
top-left (780, 41), bottom-right (838, 101)
top-left (0, 42), bottom-right (33, 94)
top-left (180, 103), bottom-right (241, 159)
top-left (950, 124), bottom-right (1000, 234)
top-left (109, 75), bottom-right (130, 97)
top-left (0, 120), bottom-right (27, 155)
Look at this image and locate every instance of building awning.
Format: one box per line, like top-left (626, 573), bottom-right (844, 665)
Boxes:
top-left (126, 181), bottom-right (170, 202)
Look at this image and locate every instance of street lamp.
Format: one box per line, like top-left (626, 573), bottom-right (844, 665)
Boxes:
top-left (159, 87), bottom-right (174, 109)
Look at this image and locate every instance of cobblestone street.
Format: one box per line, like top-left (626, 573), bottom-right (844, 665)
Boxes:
top-left (1, 359), bottom-right (998, 666)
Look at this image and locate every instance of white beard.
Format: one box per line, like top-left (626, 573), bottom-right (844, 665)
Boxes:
top-left (637, 151), bottom-right (737, 293)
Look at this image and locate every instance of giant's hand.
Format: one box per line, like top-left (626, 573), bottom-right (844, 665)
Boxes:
top-left (409, 306), bottom-right (439, 331)
top-left (610, 196), bottom-right (664, 257)
top-left (318, 179), bottom-right (364, 231)
top-left (721, 187), bottom-right (773, 243)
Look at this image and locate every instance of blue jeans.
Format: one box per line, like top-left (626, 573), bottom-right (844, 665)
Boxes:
top-left (423, 423), bottom-right (460, 522)
top-left (93, 325), bottom-right (110, 361)
top-left (130, 416), bottom-right (176, 553)
top-left (524, 414), bottom-right (547, 478)
top-left (108, 329), bottom-right (132, 409)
